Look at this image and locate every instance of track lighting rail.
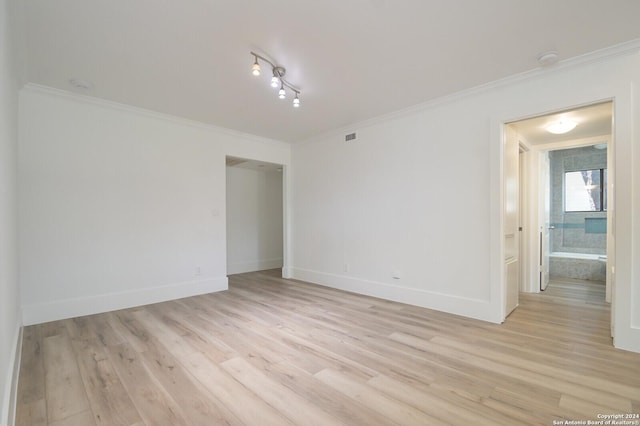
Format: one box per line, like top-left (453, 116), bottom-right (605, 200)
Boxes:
top-left (250, 51), bottom-right (301, 107)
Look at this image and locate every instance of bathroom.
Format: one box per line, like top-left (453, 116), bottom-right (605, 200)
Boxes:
top-left (548, 144), bottom-right (607, 282)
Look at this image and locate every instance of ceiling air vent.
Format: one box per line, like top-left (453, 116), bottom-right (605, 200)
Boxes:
top-left (345, 132), bottom-right (356, 141)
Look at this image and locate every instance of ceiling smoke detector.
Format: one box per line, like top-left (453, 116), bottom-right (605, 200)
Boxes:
top-left (537, 51), bottom-right (559, 67)
top-left (68, 78), bottom-right (93, 90)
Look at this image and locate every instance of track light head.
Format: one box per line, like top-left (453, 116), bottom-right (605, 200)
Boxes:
top-left (278, 84), bottom-right (286, 99)
top-left (293, 93), bottom-right (300, 108)
top-left (271, 75), bottom-right (280, 88)
top-left (251, 56), bottom-right (261, 76)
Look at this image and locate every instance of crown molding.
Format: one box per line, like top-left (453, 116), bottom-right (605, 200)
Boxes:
top-left (297, 38), bottom-right (640, 146)
top-left (21, 83), bottom-right (289, 148)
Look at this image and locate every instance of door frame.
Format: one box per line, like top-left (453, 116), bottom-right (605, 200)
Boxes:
top-left (224, 155), bottom-right (291, 278)
top-left (518, 143), bottom-right (530, 294)
top-left (492, 99), bottom-right (617, 324)
top-left (524, 135), bottom-right (612, 295)
top-left (490, 77), bottom-right (638, 352)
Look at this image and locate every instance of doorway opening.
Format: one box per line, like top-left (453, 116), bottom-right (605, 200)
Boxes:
top-left (504, 101), bottom-right (614, 320)
top-left (225, 156), bottom-right (285, 277)
top-left (544, 146), bottom-right (608, 284)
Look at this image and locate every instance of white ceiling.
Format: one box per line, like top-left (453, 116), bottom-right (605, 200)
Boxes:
top-left (23, 0), bottom-right (640, 143)
top-left (509, 101), bottom-right (612, 146)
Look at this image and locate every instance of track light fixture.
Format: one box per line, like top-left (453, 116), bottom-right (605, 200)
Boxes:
top-left (250, 52), bottom-right (301, 108)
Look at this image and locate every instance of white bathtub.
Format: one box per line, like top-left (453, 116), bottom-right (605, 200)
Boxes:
top-left (550, 252), bottom-right (606, 261)
top-left (549, 252), bottom-right (606, 281)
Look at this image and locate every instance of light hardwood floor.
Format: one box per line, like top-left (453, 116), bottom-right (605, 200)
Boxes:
top-left (15, 271), bottom-right (640, 425)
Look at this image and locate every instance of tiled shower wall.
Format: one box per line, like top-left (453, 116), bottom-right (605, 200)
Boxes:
top-left (549, 145), bottom-right (607, 255)
top-left (548, 145), bottom-right (607, 281)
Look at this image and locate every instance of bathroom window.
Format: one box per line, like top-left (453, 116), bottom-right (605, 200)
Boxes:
top-left (564, 169), bottom-right (607, 212)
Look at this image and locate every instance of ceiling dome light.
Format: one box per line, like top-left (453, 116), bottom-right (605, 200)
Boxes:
top-left (546, 120), bottom-right (577, 134)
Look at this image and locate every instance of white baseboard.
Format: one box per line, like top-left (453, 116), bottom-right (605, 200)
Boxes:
top-left (1, 320), bottom-right (22, 426)
top-left (21, 276), bottom-right (228, 326)
top-left (290, 268), bottom-right (499, 323)
top-left (227, 258), bottom-right (283, 275)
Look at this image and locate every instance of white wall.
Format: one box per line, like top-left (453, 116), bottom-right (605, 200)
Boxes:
top-left (291, 48), bottom-right (640, 352)
top-left (226, 166), bottom-right (283, 274)
top-left (292, 95), bottom-right (494, 321)
top-left (19, 85), bottom-right (290, 325)
top-left (0, 0), bottom-right (24, 423)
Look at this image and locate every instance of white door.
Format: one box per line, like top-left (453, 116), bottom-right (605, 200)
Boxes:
top-left (504, 126), bottom-right (520, 316)
top-left (540, 151), bottom-right (551, 291)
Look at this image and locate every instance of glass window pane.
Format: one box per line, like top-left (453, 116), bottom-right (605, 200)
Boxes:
top-left (565, 169), bottom-right (601, 212)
